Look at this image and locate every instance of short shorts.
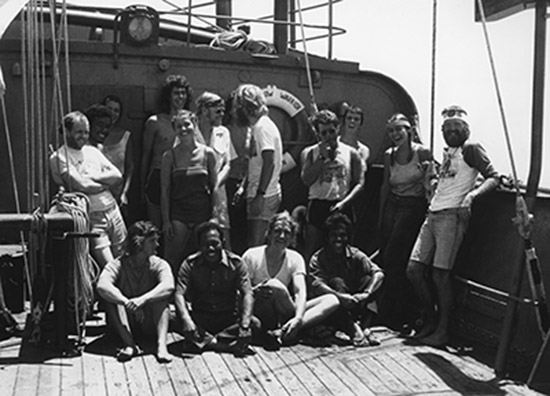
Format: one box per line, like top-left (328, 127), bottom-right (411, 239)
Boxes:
top-left (247, 193), bottom-right (281, 221)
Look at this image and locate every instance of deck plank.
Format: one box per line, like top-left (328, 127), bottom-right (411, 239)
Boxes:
top-left (37, 356), bottom-right (63, 396)
top-left (82, 350), bottom-right (107, 396)
top-left (165, 332), bottom-right (198, 395)
top-left (201, 351), bottom-right (245, 396)
top-left (102, 353), bottom-right (129, 396)
top-left (185, 354), bottom-right (223, 395)
top-left (336, 353), bottom-right (391, 395)
top-left (317, 352), bottom-right (375, 396)
top-left (142, 353), bottom-right (176, 396)
top-left (371, 350), bottom-right (427, 394)
top-left (0, 338), bottom-right (23, 396)
top-left (123, 355), bottom-right (154, 396)
top-left (392, 348), bottom-right (450, 391)
top-left (255, 346), bottom-right (311, 395)
top-left (60, 354), bottom-right (84, 396)
top-left (358, 353), bottom-right (411, 394)
top-left (276, 346), bottom-right (331, 395)
top-left (241, 352), bottom-right (290, 395)
top-left (220, 352), bottom-right (267, 396)
top-left (290, 344), bottom-right (355, 396)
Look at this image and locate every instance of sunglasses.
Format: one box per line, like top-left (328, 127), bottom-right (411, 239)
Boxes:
top-left (205, 100), bottom-right (225, 108)
top-left (318, 128), bottom-right (338, 137)
top-left (442, 108), bottom-right (467, 117)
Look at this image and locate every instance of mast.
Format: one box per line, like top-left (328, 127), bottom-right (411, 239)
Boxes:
top-left (274, 0), bottom-right (289, 54)
top-left (494, 0), bottom-right (548, 377)
top-left (215, 0), bottom-right (231, 30)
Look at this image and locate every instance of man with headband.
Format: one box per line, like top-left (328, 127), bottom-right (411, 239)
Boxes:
top-left (406, 105), bottom-right (499, 347)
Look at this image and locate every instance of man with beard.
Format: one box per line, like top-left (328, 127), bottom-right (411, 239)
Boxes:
top-left (301, 109), bottom-right (364, 257)
top-left (309, 212), bottom-right (384, 346)
top-left (141, 75), bottom-right (193, 229)
top-left (232, 84), bottom-right (283, 247)
top-left (97, 221), bottom-right (174, 363)
top-left (196, 92), bottom-right (234, 246)
top-left (49, 111), bottom-right (126, 267)
top-left (175, 220), bottom-right (259, 356)
top-left (406, 105), bottom-right (499, 347)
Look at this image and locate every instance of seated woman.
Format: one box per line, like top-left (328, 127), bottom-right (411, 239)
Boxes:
top-left (242, 212), bottom-right (340, 346)
top-left (160, 110), bottom-right (217, 274)
top-left (96, 221), bottom-right (174, 363)
top-left (101, 95), bottom-right (135, 215)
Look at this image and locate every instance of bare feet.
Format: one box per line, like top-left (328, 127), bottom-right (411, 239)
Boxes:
top-left (156, 348), bottom-right (173, 363)
top-left (116, 346), bottom-right (135, 362)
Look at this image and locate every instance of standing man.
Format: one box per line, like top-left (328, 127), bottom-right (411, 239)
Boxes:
top-left (339, 105), bottom-right (370, 170)
top-left (406, 105), bottom-right (499, 347)
top-left (300, 109), bottom-right (364, 257)
top-left (309, 212), bottom-right (384, 346)
top-left (232, 84), bottom-right (283, 247)
top-left (196, 92), bottom-right (234, 246)
top-left (141, 75), bottom-right (193, 228)
top-left (174, 221), bottom-right (259, 355)
top-left (97, 221), bottom-right (174, 363)
top-left (49, 111), bottom-right (126, 267)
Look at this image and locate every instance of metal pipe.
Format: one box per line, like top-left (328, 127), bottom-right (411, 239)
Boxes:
top-left (495, 0), bottom-right (547, 377)
top-left (274, 0), bottom-right (288, 55)
top-left (215, 0), bottom-right (231, 30)
top-left (289, 0), bottom-right (296, 49)
top-left (328, 0), bottom-right (333, 59)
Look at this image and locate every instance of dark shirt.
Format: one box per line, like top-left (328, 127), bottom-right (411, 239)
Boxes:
top-left (309, 245), bottom-right (383, 293)
top-left (176, 250), bottom-right (252, 314)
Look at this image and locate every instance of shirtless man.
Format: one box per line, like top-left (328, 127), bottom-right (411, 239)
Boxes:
top-left (141, 75), bottom-right (193, 228)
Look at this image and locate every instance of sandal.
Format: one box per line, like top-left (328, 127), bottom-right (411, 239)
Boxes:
top-left (364, 329), bottom-right (381, 346)
top-left (116, 346), bottom-right (135, 362)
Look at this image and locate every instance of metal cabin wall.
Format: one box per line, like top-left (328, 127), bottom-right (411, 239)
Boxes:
top-left (0, 39), bottom-right (416, 222)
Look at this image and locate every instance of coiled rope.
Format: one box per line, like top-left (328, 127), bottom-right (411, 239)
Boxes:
top-left (51, 192), bottom-right (99, 346)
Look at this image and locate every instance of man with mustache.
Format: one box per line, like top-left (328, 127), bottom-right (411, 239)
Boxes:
top-left (406, 105), bottom-right (499, 347)
top-left (300, 109), bottom-right (364, 257)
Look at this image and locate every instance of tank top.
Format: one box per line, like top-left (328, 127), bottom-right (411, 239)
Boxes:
top-left (308, 143), bottom-right (353, 201)
top-left (169, 145), bottom-right (212, 223)
top-left (389, 149), bottom-right (425, 197)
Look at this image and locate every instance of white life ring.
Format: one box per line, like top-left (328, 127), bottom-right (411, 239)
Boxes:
top-left (263, 85), bottom-right (313, 173)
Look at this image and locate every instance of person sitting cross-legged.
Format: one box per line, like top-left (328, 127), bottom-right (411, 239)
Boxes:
top-left (309, 212), bottom-right (385, 346)
top-left (96, 221), bottom-right (174, 363)
top-left (174, 220), bottom-right (260, 356)
top-left (242, 211), bottom-right (340, 348)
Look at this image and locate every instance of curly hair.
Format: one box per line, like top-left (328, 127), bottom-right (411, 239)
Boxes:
top-left (84, 104), bottom-right (113, 125)
top-left (195, 220), bottom-right (225, 246)
top-left (309, 109), bottom-right (339, 133)
top-left (158, 75), bottom-right (193, 113)
top-left (324, 212), bottom-right (352, 238)
top-left (232, 84), bottom-right (268, 126)
top-left (122, 221), bottom-right (160, 257)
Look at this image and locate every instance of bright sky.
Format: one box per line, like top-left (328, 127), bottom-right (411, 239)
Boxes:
top-left (24, 0), bottom-right (550, 187)
top-left (232, 0), bottom-right (550, 188)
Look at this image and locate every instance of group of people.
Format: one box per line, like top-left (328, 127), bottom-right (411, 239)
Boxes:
top-left (48, 74), bottom-right (499, 362)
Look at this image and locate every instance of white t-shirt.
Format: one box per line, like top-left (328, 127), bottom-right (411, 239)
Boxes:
top-left (247, 116), bottom-right (283, 199)
top-left (49, 144), bottom-right (118, 212)
top-left (242, 245), bottom-right (306, 288)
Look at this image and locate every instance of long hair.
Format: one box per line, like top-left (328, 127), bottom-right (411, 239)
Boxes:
top-left (232, 84), bottom-right (268, 127)
top-left (122, 221), bottom-right (160, 257)
top-left (386, 113), bottom-right (413, 166)
top-left (101, 94), bottom-right (123, 124)
top-left (158, 75), bottom-right (193, 113)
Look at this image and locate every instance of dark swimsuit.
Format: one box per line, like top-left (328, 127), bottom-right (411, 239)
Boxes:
top-left (169, 146), bottom-right (212, 224)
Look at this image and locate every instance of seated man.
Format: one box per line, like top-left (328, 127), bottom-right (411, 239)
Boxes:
top-left (175, 220), bottom-right (259, 356)
top-left (97, 221), bottom-right (174, 363)
top-left (242, 211), bottom-right (340, 347)
top-left (309, 212), bottom-right (385, 346)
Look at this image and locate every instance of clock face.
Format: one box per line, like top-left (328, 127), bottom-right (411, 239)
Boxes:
top-left (128, 16), bottom-right (153, 42)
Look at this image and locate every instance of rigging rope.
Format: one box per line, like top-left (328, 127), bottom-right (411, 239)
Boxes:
top-left (296, 0), bottom-right (318, 114)
top-left (429, 0), bottom-right (437, 153)
top-left (475, 0), bottom-right (520, 192)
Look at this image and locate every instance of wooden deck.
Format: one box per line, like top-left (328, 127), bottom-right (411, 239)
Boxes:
top-left (0, 312), bottom-right (545, 396)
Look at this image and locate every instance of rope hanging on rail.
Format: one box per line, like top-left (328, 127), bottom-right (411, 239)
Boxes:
top-left (296, 0), bottom-right (318, 114)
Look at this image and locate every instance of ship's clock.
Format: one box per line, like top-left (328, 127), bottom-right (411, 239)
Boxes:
top-left (119, 5), bottom-right (159, 46)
